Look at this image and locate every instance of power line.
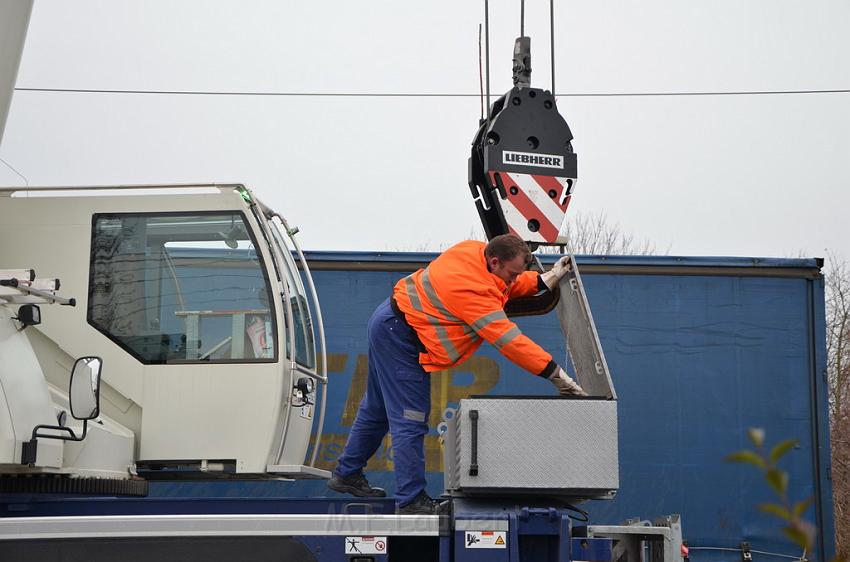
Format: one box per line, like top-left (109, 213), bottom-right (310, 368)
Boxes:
top-left (13, 86), bottom-right (850, 98)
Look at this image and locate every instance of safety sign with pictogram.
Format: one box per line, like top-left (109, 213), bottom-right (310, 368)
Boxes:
top-left (464, 530), bottom-right (507, 548)
top-left (345, 535), bottom-right (388, 555)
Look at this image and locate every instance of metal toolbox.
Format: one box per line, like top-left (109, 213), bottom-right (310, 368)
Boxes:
top-left (443, 256), bottom-right (618, 499)
top-left (443, 397), bottom-right (618, 499)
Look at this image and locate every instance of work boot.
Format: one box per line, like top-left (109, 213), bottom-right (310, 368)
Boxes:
top-left (327, 472), bottom-right (387, 498)
top-left (396, 492), bottom-right (449, 515)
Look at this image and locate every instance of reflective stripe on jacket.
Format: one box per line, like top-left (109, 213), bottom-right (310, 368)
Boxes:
top-left (392, 240), bottom-right (554, 375)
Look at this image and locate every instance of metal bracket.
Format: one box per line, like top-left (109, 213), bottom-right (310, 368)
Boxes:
top-left (741, 542), bottom-right (753, 562)
top-left (20, 439), bottom-right (37, 465)
top-left (583, 514), bottom-right (685, 562)
top-left (512, 36), bottom-right (532, 88)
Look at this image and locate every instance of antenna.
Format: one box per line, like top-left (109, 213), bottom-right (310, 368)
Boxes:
top-left (478, 24), bottom-right (484, 121)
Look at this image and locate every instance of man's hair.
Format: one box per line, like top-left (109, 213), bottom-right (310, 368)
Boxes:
top-left (484, 234), bottom-right (532, 264)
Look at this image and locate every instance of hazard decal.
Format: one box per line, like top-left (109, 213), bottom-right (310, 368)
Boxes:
top-left (489, 171), bottom-right (576, 244)
top-left (464, 530), bottom-right (507, 549)
top-left (345, 536), bottom-right (388, 555)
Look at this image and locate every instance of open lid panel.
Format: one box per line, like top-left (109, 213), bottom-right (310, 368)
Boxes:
top-left (556, 255), bottom-right (616, 399)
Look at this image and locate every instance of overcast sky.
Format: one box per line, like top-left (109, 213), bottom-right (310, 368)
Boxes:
top-left (1, 0), bottom-right (848, 262)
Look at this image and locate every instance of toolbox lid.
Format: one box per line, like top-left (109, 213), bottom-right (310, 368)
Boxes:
top-left (557, 256), bottom-right (616, 399)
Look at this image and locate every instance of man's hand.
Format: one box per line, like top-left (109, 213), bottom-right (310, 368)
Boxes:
top-left (548, 367), bottom-right (588, 396)
top-left (540, 256), bottom-right (571, 291)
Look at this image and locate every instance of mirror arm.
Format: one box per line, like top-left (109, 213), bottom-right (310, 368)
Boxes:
top-left (20, 421), bottom-right (88, 465)
top-left (30, 420), bottom-right (87, 442)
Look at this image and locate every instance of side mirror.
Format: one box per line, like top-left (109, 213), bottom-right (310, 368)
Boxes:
top-left (21, 356), bottom-right (104, 465)
top-left (70, 356), bottom-right (102, 420)
top-left (16, 304), bottom-right (41, 326)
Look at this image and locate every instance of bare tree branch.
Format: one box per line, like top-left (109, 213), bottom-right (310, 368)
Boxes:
top-left (538, 211), bottom-right (667, 256)
top-left (826, 252), bottom-right (850, 420)
top-left (825, 250), bottom-right (850, 558)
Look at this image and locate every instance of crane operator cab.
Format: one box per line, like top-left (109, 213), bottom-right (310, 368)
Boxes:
top-left (0, 184), bottom-right (330, 488)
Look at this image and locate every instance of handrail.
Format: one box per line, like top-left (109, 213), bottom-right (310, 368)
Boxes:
top-left (275, 215), bottom-right (329, 468)
top-left (0, 183), bottom-right (241, 194)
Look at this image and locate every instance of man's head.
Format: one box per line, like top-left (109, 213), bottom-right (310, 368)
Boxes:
top-left (485, 234), bottom-right (532, 285)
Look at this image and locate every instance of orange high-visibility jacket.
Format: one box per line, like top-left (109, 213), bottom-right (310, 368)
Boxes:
top-left (392, 240), bottom-right (557, 376)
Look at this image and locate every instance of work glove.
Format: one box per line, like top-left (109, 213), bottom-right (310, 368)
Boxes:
top-left (540, 256), bottom-right (571, 291)
top-left (548, 367), bottom-right (588, 397)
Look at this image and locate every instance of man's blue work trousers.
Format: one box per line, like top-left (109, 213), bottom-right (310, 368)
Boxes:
top-left (335, 298), bottom-right (431, 508)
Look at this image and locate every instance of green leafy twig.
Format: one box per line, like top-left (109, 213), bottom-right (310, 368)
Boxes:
top-left (726, 428), bottom-right (816, 556)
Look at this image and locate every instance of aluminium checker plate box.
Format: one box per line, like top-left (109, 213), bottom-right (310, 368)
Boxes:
top-left (443, 255), bottom-right (619, 498)
top-left (444, 397), bottom-right (618, 499)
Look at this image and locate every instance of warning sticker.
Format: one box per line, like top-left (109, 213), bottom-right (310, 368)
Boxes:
top-left (465, 531), bottom-right (507, 549)
top-left (345, 536), bottom-right (388, 555)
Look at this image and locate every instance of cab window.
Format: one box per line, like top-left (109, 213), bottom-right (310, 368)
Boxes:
top-left (88, 212), bottom-right (277, 364)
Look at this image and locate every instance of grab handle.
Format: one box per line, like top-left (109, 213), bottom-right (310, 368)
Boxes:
top-left (469, 410), bottom-right (479, 477)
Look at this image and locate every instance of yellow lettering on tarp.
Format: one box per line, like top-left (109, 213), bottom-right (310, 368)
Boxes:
top-left (317, 353), bottom-right (349, 374)
top-left (341, 354), bottom-right (501, 427)
top-left (429, 356), bottom-right (500, 424)
top-left (341, 354), bottom-right (369, 426)
top-left (311, 353), bottom-right (502, 472)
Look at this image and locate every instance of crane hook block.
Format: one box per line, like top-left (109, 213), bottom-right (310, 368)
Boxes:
top-left (468, 87), bottom-right (577, 246)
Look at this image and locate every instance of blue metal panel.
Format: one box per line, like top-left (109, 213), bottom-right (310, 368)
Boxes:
top-left (571, 537), bottom-right (613, 561)
top-left (452, 505), bottom-right (589, 562)
top-left (0, 494), bottom-right (396, 517)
